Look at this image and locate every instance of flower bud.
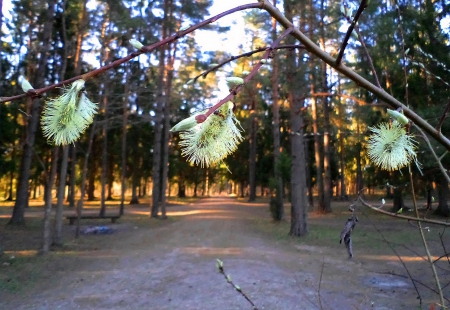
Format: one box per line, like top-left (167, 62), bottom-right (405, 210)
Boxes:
top-left (387, 109), bottom-right (408, 125)
top-left (129, 39), bottom-right (144, 50)
top-left (170, 115), bottom-right (198, 132)
top-left (226, 77), bottom-right (244, 89)
top-left (20, 76), bottom-right (34, 93)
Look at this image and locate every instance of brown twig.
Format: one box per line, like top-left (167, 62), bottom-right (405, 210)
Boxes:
top-left (261, 0), bottom-right (450, 151)
top-left (317, 258), bottom-right (325, 310)
top-left (195, 27), bottom-right (295, 123)
top-left (335, 0), bottom-right (368, 66)
top-left (375, 271), bottom-right (450, 303)
top-left (353, 27), bottom-right (381, 89)
top-left (0, 2), bottom-right (263, 104)
top-left (408, 165), bottom-right (445, 308)
top-left (358, 202), bottom-right (422, 303)
top-left (413, 124), bottom-right (450, 184)
top-left (216, 259), bottom-right (258, 310)
top-left (190, 44), bottom-right (305, 83)
top-left (436, 101), bottom-right (450, 132)
top-left (358, 196), bottom-right (450, 227)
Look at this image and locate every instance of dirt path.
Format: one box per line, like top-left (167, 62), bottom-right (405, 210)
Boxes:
top-left (0, 197), bottom-right (439, 309)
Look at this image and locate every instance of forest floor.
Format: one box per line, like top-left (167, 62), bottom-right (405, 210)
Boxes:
top-left (0, 196), bottom-right (449, 310)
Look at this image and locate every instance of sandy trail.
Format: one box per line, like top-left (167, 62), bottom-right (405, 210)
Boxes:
top-left (1, 197), bottom-right (425, 309)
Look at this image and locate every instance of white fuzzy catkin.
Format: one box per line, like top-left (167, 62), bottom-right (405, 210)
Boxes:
top-left (178, 101), bottom-right (243, 167)
top-left (41, 79), bottom-right (97, 145)
top-left (367, 121), bottom-right (417, 171)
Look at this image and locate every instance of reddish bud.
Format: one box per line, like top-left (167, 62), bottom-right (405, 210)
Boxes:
top-left (195, 114), bottom-right (207, 123)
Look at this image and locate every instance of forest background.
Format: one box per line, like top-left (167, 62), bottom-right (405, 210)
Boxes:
top-left (0, 0), bottom-right (450, 235)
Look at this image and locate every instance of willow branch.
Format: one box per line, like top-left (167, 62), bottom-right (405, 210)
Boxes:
top-left (358, 196), bottom-right (450, 227)
top-left (409, 166), bottom-right (445, 308)
top-left (354, 27), bottom-right (381, 88)
top-left (0, 2), bottom-right (263, 104)
top-left (413, 124), bottom-right (450, 183)
top-left (195, 27), bottom-right (294, 123)
top-left (436, 101), bottom-right (450, 132)
top-left (261, 0), bottom-right (450, 151)
top-left (191, 44), bottom-right (305, 83)
top-left (336, 0), bottom-right (368, 66)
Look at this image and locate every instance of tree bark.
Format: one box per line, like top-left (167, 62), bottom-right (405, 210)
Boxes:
top-left (160, 27), bottom-right (179, 218)
top-left (41, 147), bottom-right (59, 253)
top-left (75, 120), bottom-right (97, 238)
top-left (270, 0), bottom-right (284, 220)
top-left (285, 0), bottom-right (308, 236)
top-left (9, 0), bottom-right (57, 225)
top-left (53, 145), bottom-right (69, 246)
top-left (435, 176), bottom-right (449, 217)
top-left (248, 98), bottom-right (257, 202)
top-left (151, 0), bottom-right (169, 217)
top-left (120, 61), bottom-right (130, 215)
top-left (319, 0), bottom-right (332, 213)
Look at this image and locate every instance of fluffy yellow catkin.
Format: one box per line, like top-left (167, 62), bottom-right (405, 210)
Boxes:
top-left (176, 101), bottom-right (243, 167)
top-left (367, 121), bottom-right (417, 171)
top-left (41, 79), bottom-right (98, 145)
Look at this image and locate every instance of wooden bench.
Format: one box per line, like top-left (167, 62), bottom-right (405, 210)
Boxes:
top-left (66, 215), bottom-right (120, 225)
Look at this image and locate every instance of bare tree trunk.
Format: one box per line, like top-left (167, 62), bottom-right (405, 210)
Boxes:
top-left (248, 99), bottom-right (257, 202)
top-left (41, 147), bottom-right (59, 253)
top-left (53, 145), bottom-right (69, 246)
top-left (120, 64), bottom-right (130, 215)
top-left (99, 116), bottom-right (108, 216)
top-left (319, 0), bottom-right (332, 213)
top-left (9, 0), bottom-right (57, 225)
top-left (284, 0), bottom-right (308, 236)
top-left (435, 176), bottom-right (449, 217)
top-left (151, 0), bottom-right (169, 217)
top-left (67, 145), bottom-right (76, 207)
top-left (270, 0), bottom-right (284, 220)
top-left (75, 120), bottom-right (97, 238)
top-left (67, 0), bottom-right (87, 208)
top-left (160, 28), bottom-right (179, 219)
top-left (99, 14), bottom-right (110, 217)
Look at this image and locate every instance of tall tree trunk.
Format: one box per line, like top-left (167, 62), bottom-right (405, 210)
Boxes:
top-left (248, 98), bottom-right (257, 202)
top-left (285, 0), bottom-right (308, 236)
top-left (120, 62), bottom-right (130, 215)
top-left (308, 0), bottom-right (325, 213)
top-left (151, 0), bottom-right (169, 217)
top-left (160, 26), bottom-right (179, 218)
top-left (9, 0), bottom-right (57, 225)
top-left (270, 0), bottom-right (284, 220)
top-left (435, 176), bottom-right (449, 217)
top-left (53, 145), bottom-right (69, 246)
top-left (41, 147), bottom-right (59, 253)
top-left (75, 121), bottom-right (97, 238)
top-left (67, 145), bottom-right (76, 207)
top-left (67, 0), bottom-right (87, 208)
top-left (99, 16), bottom-right (110, 217)
top-left (130, 157), bottom-right (140, 204)
top-left (319, 0), bottom-right (332, 212)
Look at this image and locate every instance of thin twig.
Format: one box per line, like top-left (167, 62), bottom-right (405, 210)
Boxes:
top-left (358, 196), bottom-right (450, 227)
top-left (216, 259), bottom-right (258, 310)
top-left (0, 3), bottom-right (263, 104)
top-left (261, 0), bottom-right (450, 151)
top-left (353, 27), bottom-right (381, 89)
top-left (413, 124), bottom-right (450, 184)
top-left (408, 165), bottom-right (445, 308)
top-left (375, 271), bottom-right (450, 303)
top-left (336, 0), bottom-right (368, 66)
top-left (195, 27), bottom-right (294, 122)
top-left (190, 44), bottom-right (305, 83)
top-left (358, 205), bottom-right (422, 304)
top-left (317, 258), bottom-right (325, 310)
top-left (436, 101), bottom-right (450, 132)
